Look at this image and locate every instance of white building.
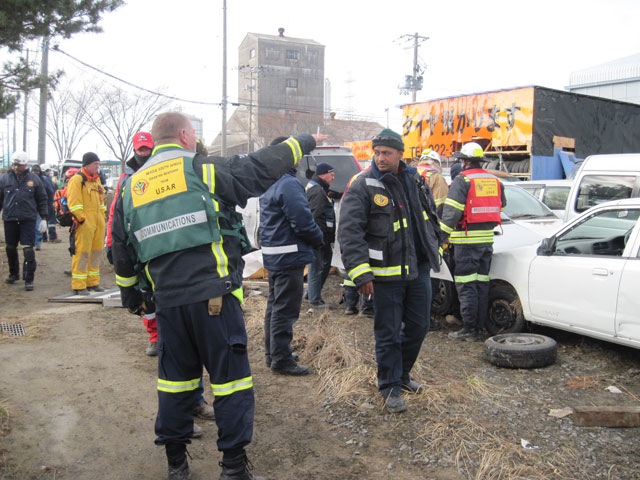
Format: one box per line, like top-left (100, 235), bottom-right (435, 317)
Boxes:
top-left (567, 53), bottom-right (640, 105)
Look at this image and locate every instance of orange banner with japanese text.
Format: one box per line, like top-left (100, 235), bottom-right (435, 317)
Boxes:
top-left (344, 141), bottom-right (373, 161)
top-left (401, 87), bottom-right (534, 159)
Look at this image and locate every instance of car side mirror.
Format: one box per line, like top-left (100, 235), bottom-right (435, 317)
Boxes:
top-left (537, 237), bottom-right (555, 256)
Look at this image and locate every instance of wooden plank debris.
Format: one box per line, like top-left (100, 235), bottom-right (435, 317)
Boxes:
top-left (571, 406), bottom-right (640, 427)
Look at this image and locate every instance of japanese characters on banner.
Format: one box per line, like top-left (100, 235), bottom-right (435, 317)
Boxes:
top-left (344, 141), bottom-right (374, 161)
top-left (401, 87), bottom-right (535, 159)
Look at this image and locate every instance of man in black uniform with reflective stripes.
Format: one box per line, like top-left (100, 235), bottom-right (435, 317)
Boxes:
top-left (338, 129), bottom-right (443, 414)
top-left (441, 142), bottom-right (507, 342)
top-left (112, 112), bottom-right (321, 480)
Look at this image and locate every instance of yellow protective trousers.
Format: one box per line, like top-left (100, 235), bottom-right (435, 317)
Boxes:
top-left (72, 218), bottom-right (105, 289)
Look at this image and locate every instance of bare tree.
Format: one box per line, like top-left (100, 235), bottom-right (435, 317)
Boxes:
top-left (83, 85), bottom-right (169, 168)
top-left (46, 83), bottom-right (94, 164)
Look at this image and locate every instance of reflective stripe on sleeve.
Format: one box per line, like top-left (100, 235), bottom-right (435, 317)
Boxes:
top-left (284, 138), bottom-right (303, 166)
top-left (157, 377), bottom-right (201, 393)
top-left (440, 223), bottom-right (454, 234)
top-left (211, 376), bottom-right (253, 396)
top-left (348, 263), bottom-right (372, 281)
top-left (116, 274), bottom-right (138, 287)
top-left (444, 198), bottom-right (465, 211)
top-left (69, 204), bottom-right (83, 212)
top-left (262, 244), bottom-right (299, 255)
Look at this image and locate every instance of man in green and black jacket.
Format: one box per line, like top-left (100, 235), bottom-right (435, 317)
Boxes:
top-left (112, 111), bottom-right (322, 480)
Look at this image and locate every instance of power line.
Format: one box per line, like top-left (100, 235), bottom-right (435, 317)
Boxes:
top-left (51, 46), bottom-right (399, 123)
top-left (53, 46), bottom-right (223, 106)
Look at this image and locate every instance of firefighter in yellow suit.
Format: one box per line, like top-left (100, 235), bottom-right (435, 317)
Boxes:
top-left (67, 152), bottom-right (106, 295)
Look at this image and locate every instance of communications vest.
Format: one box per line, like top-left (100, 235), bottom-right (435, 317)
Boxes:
top-left (460, 169), bottom-right (502, 226)
top-left (122, 148), bottom-right (221, 263)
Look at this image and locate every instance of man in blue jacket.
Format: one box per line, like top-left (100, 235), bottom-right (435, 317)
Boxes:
top-left (0, 151), bottom-right (48, 291)
top-left (260, 136), bottom-right (325, 376)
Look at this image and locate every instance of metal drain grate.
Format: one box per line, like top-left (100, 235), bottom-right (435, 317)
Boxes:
top-left (0, 322), bottom-right (25, 337)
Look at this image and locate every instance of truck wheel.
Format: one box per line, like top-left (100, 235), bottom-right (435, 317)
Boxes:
top-left (484, 333), bottom-right (557, 369)
top-left (431, 279), bottom-right (454, 316)
top-left (486, 284), bottom-right (525, 335)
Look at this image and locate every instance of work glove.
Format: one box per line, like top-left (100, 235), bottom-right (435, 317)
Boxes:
top-left (120, 286), bottom-right (143, 315)
top-left (105, 247), bottom-right (113, 265)
top-left (38, 219), bottom-right (47, 233)
top-left (142, 290), bottom-right (156, 314)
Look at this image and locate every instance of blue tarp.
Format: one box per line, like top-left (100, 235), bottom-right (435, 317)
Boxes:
top-left (531, 149), bottom-right (583, 180)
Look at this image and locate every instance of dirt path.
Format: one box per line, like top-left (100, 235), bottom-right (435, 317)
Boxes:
top-left (2, 229), bottom-right (640, 479)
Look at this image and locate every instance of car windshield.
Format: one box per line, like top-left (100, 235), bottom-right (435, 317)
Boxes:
top-left (504, 185), bottom-right (558, 219)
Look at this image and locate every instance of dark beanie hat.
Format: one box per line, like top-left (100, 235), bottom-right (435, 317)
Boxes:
top-left (450, 162), bottom-right (463, 181)
top-left (315, 163), bottom-right (334, 175)
top-left (372, 128), bottom-right (404, 152)
top-left (82, 152), bottom-right (100, 167)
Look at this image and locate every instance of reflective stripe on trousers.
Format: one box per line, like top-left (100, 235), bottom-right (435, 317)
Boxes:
top-left (453, 244), bottom-right (493, 331)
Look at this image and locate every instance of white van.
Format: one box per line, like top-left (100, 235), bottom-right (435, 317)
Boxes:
top-left (563, 153), bottom-right (640, 223)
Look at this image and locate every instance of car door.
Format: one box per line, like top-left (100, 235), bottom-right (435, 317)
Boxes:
top-left (615, 219), bottom-right (640, 342)
top-left (528, 207), bottom-right (640, 335)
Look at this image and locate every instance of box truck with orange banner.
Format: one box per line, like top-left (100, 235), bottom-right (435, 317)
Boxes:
top-left (402, 86), bottom-right (640, 180)
top-left (344, 141), bottom-right (373, 161)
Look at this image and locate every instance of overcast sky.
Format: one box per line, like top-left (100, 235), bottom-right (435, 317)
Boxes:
top-left (2, 0), bottom-right (640, 162)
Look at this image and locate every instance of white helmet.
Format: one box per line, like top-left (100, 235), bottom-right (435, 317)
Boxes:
top-left (11, 151), bottom-right (29, 165)
top-left (457, 142), bottom-right (484, 160)
top-left (419, 148), bottom-right (441, 165)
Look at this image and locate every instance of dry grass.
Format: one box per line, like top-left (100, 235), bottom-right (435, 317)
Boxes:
top-left (0, 399), bottom-right (9, 437)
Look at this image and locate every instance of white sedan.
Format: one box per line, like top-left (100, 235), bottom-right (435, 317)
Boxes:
top-left (487, 197), bottom-right (640, 349)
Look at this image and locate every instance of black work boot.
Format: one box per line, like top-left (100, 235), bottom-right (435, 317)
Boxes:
top-left (448, 327), bottom-right (476, 341)
top-left (219, 453), bottom-right (265, 480)
top-left (166, 444), bottom-right (191, 480)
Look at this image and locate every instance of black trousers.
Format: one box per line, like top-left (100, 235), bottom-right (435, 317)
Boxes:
top-left (453, 244), bottom-right (493, 332)
top-left (372, 263), bottom-right (431, 393)
top-left (154, 295), bottom-right (254, 454)
top-left (264, 266), bottom-right (304, 369)
top-left (4, 220), bottom-right (37, 282)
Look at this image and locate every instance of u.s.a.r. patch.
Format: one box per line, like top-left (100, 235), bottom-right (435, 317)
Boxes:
top-left (373, 194), bottom-right (388, 207)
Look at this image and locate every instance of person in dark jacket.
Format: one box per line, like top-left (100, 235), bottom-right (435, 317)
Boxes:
top-left (260, 136), bottom-right (325, 376)
top-left (0, 151), bottom-right (49, 291)
top-left (441, 142), bottom-right (507, 342)
top-left (338, 128), bottom-right (443, 414)
top-left (305, 162), bottom-right (336, 306)
top-left (111, 112), bottom-right (322, 480)
top-left (31, 164), bottom-right (59, 246)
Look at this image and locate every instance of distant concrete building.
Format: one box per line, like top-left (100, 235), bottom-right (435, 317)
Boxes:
top-left (568, 53), bottom-right (640, 105)
top-left (210, 28), bottom-right (325, 155)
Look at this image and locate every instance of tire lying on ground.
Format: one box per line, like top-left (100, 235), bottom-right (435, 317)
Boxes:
top-left (484, 333), bottom-right (557, 369)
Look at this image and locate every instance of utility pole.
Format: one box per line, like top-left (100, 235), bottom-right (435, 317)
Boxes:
top-left (221, 0), bottom-right (227, 156)
top-left (240, 65), bottom-right (266, 153)
top-left (37, 36), bottom-right (49, 165)
top-left (398, 32), bottom-right (428, 102)
top-left (23, 49), bottom-right (29, 151)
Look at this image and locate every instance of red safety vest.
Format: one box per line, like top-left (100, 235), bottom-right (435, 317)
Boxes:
top-left (460, 169), bottom-right (502, 225)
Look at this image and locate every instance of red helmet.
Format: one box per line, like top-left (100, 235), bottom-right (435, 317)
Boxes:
top-left (65, 167), bottom-right (80, 179)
